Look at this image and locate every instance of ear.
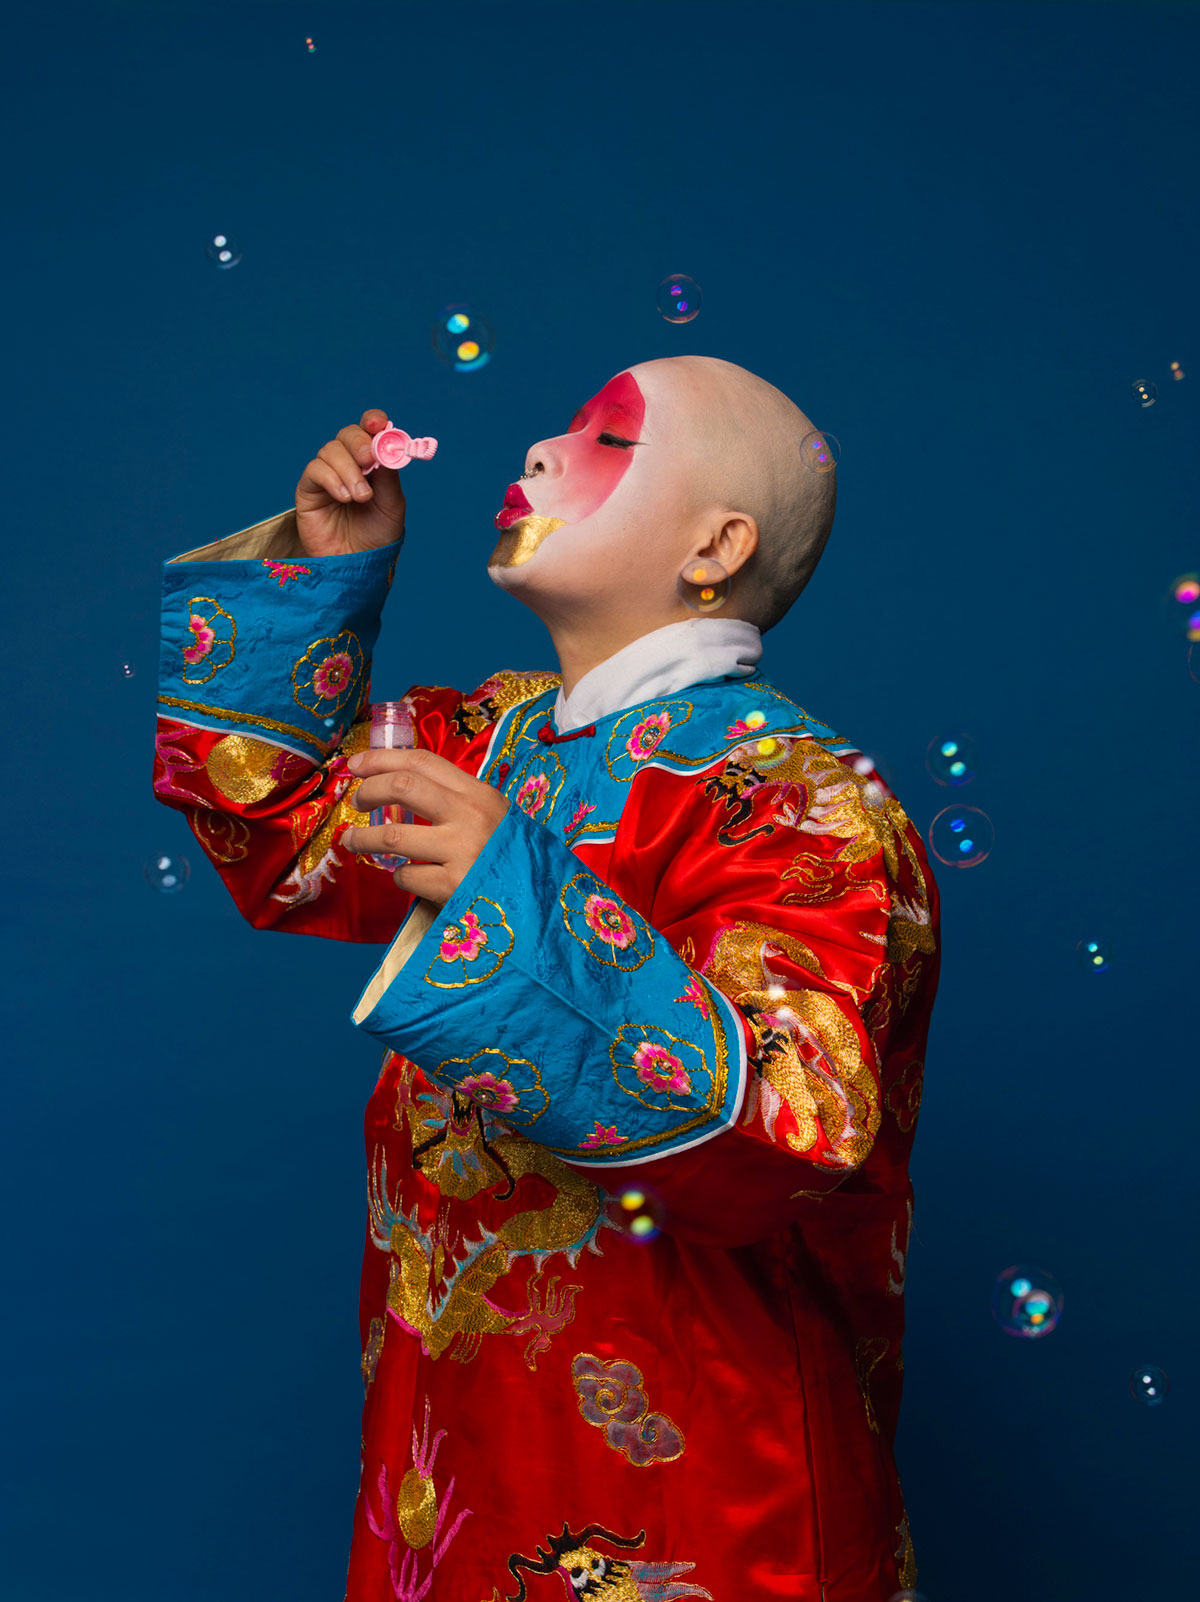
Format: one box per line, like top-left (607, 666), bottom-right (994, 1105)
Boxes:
top-left (705, 513), bottom-right (759, 578)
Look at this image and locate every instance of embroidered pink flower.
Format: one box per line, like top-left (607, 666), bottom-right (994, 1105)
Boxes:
top-left (726, 709), bottom-right (768, 739)
top-left (439, 910), bottom-right (488, 963)
top-left (564, 801), bottom-right (597, 834)
top-left (516, 773), bottom-right (550, 815)
top-left (313, 650), bottom-right (354, 700)
top-left (183, 613), bottom-right (215, 665)
top-left (633, 1041), bottom-right (691, 1095)
top-left (583, 894), bottom-right (636, 950)
top-left (581, 1121), bottom-right (626, 1148)
top-left (625, 711), bottom-right (671, 760)
top-left (261, 558), bottom-right (312, 587)
top-left (459, 1070), bottom-right (519, 1114)
top-left (673, 973), bottom-right (711, 1020)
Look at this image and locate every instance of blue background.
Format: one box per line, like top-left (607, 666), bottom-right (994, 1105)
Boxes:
top-left (3, 1), bottom-right (1197, 1596)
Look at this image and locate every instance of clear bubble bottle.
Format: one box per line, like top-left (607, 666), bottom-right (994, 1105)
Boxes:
top-left (367, 702), bottom-right (414, 871)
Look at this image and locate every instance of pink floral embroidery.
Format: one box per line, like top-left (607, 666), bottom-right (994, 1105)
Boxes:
top-left (633, 1041), bottom-right (692, 1095)
top-left (626, 710), bottom-right (671, 760)
top-left (362, 1395), bottom-right (471, 1593)
top-left (516, 773), bottom-right (550, 815)
top-left (459, 1070), bottom-right (519, 1114)
top-left (182, 613), bottom-right (215, 665)
top-left (313, 651), bottom-right (354, 700)
top-left (583, 894), bottom-right (636, 950)
top-left (261, 558), bottom-right (312, 587)
top-left (581, 1121), bottom-right (626, 1148)
top-left (726, 710), bottom-right (768, 739)
top-left (673, 973), bottom-right (711, 1020)
top-left (439, 910), bottom-right (488, 963)
top-left (564, 801), bottom-right (597, 834)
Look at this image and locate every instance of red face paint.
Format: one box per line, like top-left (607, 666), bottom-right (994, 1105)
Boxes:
top-left (533, 370), bottom-right (646, 526)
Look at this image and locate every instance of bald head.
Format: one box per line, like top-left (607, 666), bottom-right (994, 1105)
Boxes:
top-left (627, 355), bottom-right (837, 632)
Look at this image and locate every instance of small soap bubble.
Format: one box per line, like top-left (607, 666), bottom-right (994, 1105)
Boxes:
top-left (1163, 572), bottom-right (1200, 641)
top-left (1129, 1365), bottom-right (1170, 1407)
top-left (799, 428), bottom-right (840, 473)
top-left (1169, 359), bottom-right (1185, 381)
top-left (144, 852), bottom-right (191, 894)
top-left (1075, 935), bottom-right (1114, 974)
top-left (616, 1186), bottom-right (662, 1243)
top-left (432, 304), bottom-right (493, 371)
top-left (929, 805), bottom-right (993, 868)
top-left (1132, 379), bottom-right (1157, 407)
top-left (205, 232), bottom-right (242, 269)
top-left (120, 662), bottom-right (136, 679)
top-left (305, 36), bottom-right (315, 51)
top-left (991, 1264), bottom-right (1064, 1338)
top-left (925, 733), bottom-right (977, 786)
top-left (657, 273), bottom-right (702, 323)
top-left (678, 556), bottom-right (730, 612)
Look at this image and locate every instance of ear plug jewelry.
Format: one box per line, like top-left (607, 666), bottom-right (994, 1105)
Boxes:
top-left (677, 556), bottom-right (730, 612)
top-left (363, 422), bottom-right (439, 476)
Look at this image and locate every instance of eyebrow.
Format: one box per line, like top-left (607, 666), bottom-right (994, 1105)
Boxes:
top-left (570, 400), bottom-right (642, 433)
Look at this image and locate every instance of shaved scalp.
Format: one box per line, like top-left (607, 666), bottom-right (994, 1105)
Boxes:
top-left (630, 355), bottom-right (837, 632)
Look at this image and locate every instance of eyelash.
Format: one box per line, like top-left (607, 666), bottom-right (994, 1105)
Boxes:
top-left (597, 431), bottom-right (634, 448)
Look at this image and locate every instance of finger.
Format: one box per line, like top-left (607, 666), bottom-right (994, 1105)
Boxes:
top-left (352, 746), bottom-right (487, 801)
top-left (343, 820), bottom-right (449, 862)
top-left (298, 458), bottom-right (355, 506)
top-left (337, 422), bottom-right (376, 471)
top-left (360, 409), bottom-right (389, 432)
top-left (319, 439), bottom-right (373, 500)
top-left (393, 863), bottom-right (452, 907)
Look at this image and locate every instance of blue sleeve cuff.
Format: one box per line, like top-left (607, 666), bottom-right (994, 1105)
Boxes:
top-left (157, 509), bottom-right (403, 764)
top-left (349, 802), bottom-right (748, 1167)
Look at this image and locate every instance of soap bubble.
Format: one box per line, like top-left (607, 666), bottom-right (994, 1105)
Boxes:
top-left (1132, 379), bottom-right (1157, 407)
top-left (925, 733), bottom-right (977, 786)
top-left (615, 1186), bottom-right (662, 1243)
top-left (657, 273), bottom-right (702, 323)
top-left (432, 304), bottom-right (494, 372)
top-left (677, 556), bottom-right (729, 612)
top-left (121, 663), bottom-right (136, 679)
top-left (1163, 573), bottom-right (1200, 641)
top-left (928, 805), bottom-right (993, 868)
top-left (799, 429), bottom-right (840, 473)
top-left (1169, 360), bottom-right (1185, 381)
top-left (305, 36), bottom-right (315, 51)
top-left (1129, 1365), bottom-right (1170, 1406)
top-left (144, 853), bottom-right (191, 894)
top-left (205, 232), bottom-right (242, 269)
top-left (991, 1264), bottom-right (1064, 1338)
top-left (1076, 935), bottom-right (1114, 974)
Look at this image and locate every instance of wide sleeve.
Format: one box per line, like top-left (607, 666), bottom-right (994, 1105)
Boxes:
top-left (151, 507), bottom-right (461, 944)
top-left (347, 747), bottom-right (939, 1244)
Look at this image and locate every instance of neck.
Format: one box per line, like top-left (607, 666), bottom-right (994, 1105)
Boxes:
top-left (546, 615), bottom-right (677, 700)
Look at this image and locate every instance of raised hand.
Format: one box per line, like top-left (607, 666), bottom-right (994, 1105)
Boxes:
top-left (294, 408), bottom-right (409, 558)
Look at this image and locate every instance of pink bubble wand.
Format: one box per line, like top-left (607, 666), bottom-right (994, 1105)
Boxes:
top-left (363, 421), bottom-right (438, 476)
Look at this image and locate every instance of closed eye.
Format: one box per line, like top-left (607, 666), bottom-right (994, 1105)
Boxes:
top-left (597, 431), bottom-right (636, 448)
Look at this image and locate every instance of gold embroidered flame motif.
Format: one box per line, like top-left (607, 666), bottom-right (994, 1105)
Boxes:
top-left (702, 921), bottom-right (880, 1167)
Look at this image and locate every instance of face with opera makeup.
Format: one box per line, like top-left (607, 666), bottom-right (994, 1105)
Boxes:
top-left (486, 366), bottom-right (723, 635)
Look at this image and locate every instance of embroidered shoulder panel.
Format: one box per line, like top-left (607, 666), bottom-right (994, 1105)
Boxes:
top-left (477, 668), bottom-right (562, 717)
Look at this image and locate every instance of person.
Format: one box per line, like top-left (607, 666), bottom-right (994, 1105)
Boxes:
top-left (153, 355), bottom-right (939, 1601)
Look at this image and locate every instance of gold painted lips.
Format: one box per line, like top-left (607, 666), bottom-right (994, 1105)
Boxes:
top-left (489, 514), bottom-right (568, 567)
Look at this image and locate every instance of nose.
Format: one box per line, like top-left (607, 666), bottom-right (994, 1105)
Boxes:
top-left (520, 459), bottom-right (544, 480)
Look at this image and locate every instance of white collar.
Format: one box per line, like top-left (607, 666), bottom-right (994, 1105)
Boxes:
top-left (553, 617), bottom-right (763, 733)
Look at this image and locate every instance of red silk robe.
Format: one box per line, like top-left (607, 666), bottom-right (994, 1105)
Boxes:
top-left (155, 523), bottom-right (939, 1601)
